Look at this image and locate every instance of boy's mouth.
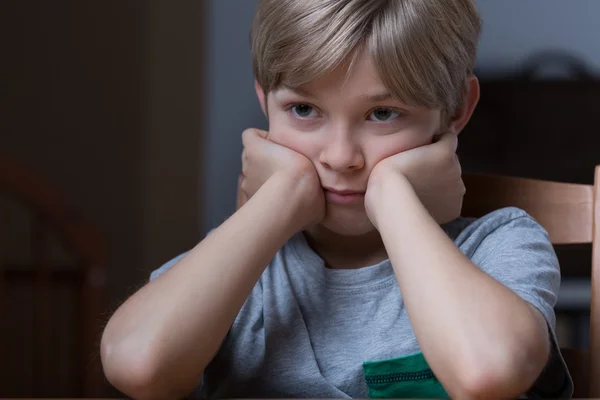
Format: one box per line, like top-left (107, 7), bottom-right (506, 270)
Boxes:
top-left (323, 187), bottom-right (365, 205)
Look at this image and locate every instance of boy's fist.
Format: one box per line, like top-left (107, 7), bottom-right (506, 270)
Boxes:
top-left (237, 128), bottom-right (325, 229)
top-left (366, 132), bottom-right (465, 225)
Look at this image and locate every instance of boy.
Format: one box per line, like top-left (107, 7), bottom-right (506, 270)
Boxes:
top-left (101, 0), bottom-right (573, 398)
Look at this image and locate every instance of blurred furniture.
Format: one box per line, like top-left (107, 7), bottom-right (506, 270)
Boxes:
top-left (460, 51), bottom-right (600, 185)
top-left (0, 155), bottom-right (108, 397)
top-left (462, 165), bottom-right (600, 398)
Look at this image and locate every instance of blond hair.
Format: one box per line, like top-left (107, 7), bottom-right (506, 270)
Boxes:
top-left (250, 0), bottom-right (481, 116)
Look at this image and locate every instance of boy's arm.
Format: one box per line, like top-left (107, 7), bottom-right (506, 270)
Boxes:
top-left (101, 171), bottom-right (315, 400)
top-left (370, 173), bottom-right (550, 400)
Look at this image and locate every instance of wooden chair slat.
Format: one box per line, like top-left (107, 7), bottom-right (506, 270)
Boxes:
top-left (463, 174), bottom-right (594, 244)
top-left (588, 165), bottom-right (600, 396)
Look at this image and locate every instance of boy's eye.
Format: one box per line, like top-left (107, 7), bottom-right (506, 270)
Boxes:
top-left (291, 104), bottom-right (318, 118)
top-left (368, 108), bottom-right (400, 122)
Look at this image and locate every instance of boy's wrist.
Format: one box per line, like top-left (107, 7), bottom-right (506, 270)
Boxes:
top-left (258, 171), bottom-right (323, 236)
top-left (374, 178), bottom-right (435, 250)
top-left (366, 171), bottom-right (415, 227)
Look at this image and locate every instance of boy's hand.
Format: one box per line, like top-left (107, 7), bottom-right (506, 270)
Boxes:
top-left (237, 128), bottom-right (325, 229)
top-left (366, 132), bottom-right (465, 227)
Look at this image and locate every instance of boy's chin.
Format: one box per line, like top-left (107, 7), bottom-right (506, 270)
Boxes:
top-left (319, 207), bottom-right (377, 237)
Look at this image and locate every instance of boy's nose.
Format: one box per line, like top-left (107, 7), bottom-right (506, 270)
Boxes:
top-left (319, 135), bottom-right (364, 172)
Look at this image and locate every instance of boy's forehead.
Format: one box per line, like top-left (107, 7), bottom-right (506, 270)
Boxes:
top-left (275, 52), bottom-right (391, 99)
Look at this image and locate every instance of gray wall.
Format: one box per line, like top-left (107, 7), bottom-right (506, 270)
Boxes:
top-left (202, 0), bottom-right (263, 232)
top-left (476, 0), bottom-right (600, 75)
top-left (201, 0), bottom-right (600, 233)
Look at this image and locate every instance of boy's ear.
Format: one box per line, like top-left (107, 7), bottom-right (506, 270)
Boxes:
top-left (254, 80), bottom-right (268, 118)
top-left (447, 75), bottom-right (480, 135)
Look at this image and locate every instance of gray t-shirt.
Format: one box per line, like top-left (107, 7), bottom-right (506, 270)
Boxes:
top-left (150, 207), bottom-right (573, 398)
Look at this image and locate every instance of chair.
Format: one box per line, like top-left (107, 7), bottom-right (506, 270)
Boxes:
top-left (462, 165), bottom-right (600, 398)
top-left (0, 155), bottom-right (108, 397)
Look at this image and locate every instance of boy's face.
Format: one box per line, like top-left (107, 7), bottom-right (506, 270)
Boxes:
top-left (256, 52), bottom-right (443, 236)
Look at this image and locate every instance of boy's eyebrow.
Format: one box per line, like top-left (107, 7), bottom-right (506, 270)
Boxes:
top-left (285, 87), bottom-right (314, 98)
top-left (360, 92), bottom-right (393, 102)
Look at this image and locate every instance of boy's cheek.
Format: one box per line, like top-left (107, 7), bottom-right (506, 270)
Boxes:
top-left (268, 127), bottom-right (322, 159)
top-left (369, 131), bottom-right (433, 163)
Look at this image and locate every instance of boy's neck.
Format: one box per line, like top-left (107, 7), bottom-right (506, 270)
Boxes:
top-left (302, 226), bottom-right (388, 270)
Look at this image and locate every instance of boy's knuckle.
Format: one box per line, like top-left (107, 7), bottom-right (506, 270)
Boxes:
top-left (438, 150), bottom-right (454, 167)
top-left (456, 160), bottom-right (463, 176)
top-left (241, 128), bottom-right (256, 143)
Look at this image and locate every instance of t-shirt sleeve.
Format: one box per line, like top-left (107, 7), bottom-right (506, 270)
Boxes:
top-left (149, 252), bottom-right (189, 281)
top-left (149, 230), bottom-right (217, 281)
top-left (466, 209), bottom-right (573, 399)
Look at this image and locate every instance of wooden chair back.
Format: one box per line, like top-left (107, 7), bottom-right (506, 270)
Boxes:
top-left (0, 156), bottom-right (108, 397)
top-left (462, 166), bottom-right (600, 398)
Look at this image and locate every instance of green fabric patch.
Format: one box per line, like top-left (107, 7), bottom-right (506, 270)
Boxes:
top-left (363, 352), bottom-right (449, 398)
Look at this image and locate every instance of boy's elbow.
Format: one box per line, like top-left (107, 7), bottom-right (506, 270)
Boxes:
top-left (101, 334), bottom-right (195, 400)
top-left (454, 368), bottom-right (531, 400)
top-left (101, 337), bottom-right (158, 399)
top-left (453, 337), bottom-right (550, 400)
